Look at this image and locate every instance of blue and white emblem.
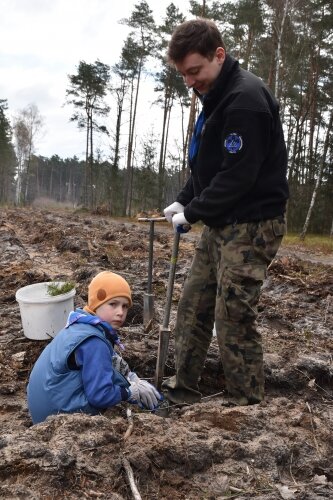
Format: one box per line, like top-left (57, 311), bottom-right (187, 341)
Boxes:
top-left (224, 133), bottom-right (243, 154)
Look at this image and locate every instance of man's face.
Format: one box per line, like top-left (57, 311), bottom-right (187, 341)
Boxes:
top-left (175, 48), bottom-right (225, 95)
top-left (95, 297), bottom-right (129, 329)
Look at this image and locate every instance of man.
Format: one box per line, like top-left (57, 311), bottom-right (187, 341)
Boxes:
top-left (162, 18), bottom-right (289, 406)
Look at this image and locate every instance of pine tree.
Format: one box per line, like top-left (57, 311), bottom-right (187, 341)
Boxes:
top-left (66, 60), bottom-right (110, 209)
top-left (154, 3), bottom-right (188, 209)
top-left (120, 0), bottom-right (157, 216)
top-left (0, 100), bottom-right (16, 203)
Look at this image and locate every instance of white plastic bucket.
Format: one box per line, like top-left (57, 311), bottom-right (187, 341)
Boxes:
top-left (15, 282), bottom-right (76, 340)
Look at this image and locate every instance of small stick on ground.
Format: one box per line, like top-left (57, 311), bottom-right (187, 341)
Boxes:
top-left (122, 457), bottom-right (142, 500)
top-left (306, 402), bottom-right (320, 454)
top-left (289, 451), bottom-right (298, 486)
top-left (123, 408), bottom-right (134, 440)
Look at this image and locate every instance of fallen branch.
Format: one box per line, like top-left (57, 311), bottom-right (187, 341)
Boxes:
top-left (201, 391), bottom-right (225, 401)
top-left (123, 408), bottom-right (134, 440)
top-left (278, 274), bottom-right (306, 286)
top-left (122, 457), bottom-right (142, 500)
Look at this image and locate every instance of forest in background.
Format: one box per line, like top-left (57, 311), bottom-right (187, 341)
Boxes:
top-left (0, 0), bottom-right (332, 236)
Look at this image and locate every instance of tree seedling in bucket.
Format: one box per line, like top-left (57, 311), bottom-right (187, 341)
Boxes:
top-left (47, 281), bottom-right (75, 296)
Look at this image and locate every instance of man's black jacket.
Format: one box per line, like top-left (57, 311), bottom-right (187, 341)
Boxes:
top-left (177, 54), bottom-right (289, 227)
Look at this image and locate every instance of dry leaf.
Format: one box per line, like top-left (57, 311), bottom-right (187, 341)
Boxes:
top-left (277, 484), bottom-right (298, 499)
top-left (312, 474), bottom-right (328, 485)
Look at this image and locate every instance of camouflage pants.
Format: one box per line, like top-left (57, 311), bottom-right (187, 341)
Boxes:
top-left (162, 217), bottom-right (285, 405)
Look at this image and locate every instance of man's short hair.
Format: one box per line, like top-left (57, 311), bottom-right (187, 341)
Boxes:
top-left (168, 18), bottom-right (226, 63)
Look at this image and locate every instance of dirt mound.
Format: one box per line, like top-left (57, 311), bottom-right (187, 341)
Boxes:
top-left (0, 208), bottom-right (332, 499)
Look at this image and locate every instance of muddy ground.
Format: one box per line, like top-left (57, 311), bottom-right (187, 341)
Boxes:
top-left (0, 207), bottom-right (332, 500)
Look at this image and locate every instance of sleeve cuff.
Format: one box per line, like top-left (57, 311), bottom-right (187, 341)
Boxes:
top-left (184, 206), bottom-right (197, 225)
top-left (121, 386), bottom-right (130, 401)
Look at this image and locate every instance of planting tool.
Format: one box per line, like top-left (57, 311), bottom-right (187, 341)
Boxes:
top-left (138, 217), bottom-right (166, 327)
top-left (154, 224), bottom-right (190, 390)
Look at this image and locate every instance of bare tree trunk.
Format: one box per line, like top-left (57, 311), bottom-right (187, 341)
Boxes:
top-left (244, 29), bottom-right (254, 71)
top-left (109, 87), bottom-right (124, 215)
top-left (180, 98), bottom-right (192, 186)
top-left (300, 112), bottom-right (333, 240)
top-left (157, 94), bottom-right (171, 209)
top-left (274, 0), bottom-right (289, 100)
top-left (24, 138), bottom-right (32, 203)
top-left (15, 153), bottom-right (24, 205)
top-left (90, 109), bottom-right (94, 210)
top-left (163, 105), bottom-right (172, 172)
top-left (124, 60), bottom-right (142, 216)
top-left (49, 166), bottom-right (53, 198)
top-left (113, 82), bottom-right (125, 171)
top-left (308, 49), bottom-right (320, 177)
top-left (84, 114), bottom-right (89, 207)
top-left (123, 78), bottom-right (134, 216)
top-left (184, 93), bottom-right (197, 179)
top-left (128, 137), bottom-right (136, 216)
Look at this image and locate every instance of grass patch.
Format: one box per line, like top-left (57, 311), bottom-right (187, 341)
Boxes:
top-left (283, 233), bottom-right (333, 254)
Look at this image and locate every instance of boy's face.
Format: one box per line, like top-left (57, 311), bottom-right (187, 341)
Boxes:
top-left (95, 297), bottom-right (130, 329)
top-left (175, 47), bottom-right (225, 95)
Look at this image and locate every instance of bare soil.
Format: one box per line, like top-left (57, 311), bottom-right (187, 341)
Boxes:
top-left (0, 207), bottom-right (332, 500)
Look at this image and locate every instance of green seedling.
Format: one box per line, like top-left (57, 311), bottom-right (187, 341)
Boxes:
top-left (47, 281), bottom-right (75, 296)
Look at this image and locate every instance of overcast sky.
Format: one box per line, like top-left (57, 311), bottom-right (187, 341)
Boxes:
top-left (0, 0), bottom-right (191, 159)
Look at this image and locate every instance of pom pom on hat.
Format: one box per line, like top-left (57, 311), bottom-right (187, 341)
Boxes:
top-left (85, 271), bottom-right (132, 313)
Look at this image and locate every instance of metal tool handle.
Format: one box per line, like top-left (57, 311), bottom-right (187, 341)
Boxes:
top-left (147, 220), bottom-right (154, 294)
top-left (138, 216), bottom-right (166, 327)
top-left (138, 217), bottom-right (166, 294)
top-left (162, 231), bottom-right (180, 329)
top-left (137, 217), bottom-right (166, 222)
top-left (155, 230), bottom-right (183, 389)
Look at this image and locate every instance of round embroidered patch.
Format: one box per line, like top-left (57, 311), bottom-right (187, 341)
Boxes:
top-left (97, 289), bottom-right (107, 301)
top-left (224, 133), bottom-right (243, 154)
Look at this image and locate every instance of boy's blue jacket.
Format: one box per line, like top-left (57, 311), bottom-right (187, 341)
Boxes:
top-left (27, 309), bottom-right (130, 424)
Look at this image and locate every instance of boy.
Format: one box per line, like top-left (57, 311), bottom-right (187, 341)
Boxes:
top-left (27, 271), bottom-right (162, 424)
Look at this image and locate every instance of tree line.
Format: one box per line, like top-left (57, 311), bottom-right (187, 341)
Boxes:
top-left (0, 0), bottom-right (332, 236)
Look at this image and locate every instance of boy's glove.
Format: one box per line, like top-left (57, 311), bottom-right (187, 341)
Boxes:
top-left (136, 380), bottom-right (163, 410)
top-left (127, 371), bottom-right (140, 384)
top-left (128, 372), bottom-right (163, 410)
top-left (163, 201), bottom-right (184, 223)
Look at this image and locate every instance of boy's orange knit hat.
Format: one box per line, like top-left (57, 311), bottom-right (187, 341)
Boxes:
top-left (84, 271), bottom-right (132, 314)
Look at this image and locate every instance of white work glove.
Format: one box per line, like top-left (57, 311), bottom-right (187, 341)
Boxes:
top-left (164, 201), bottom-right (184, 223)
top-left (128, 372), bottom-right (162, 410)
top-left (172, 212), bottom-right (190, 232)
top-left (136, 379), bottom-right (162, 410)
top-left (127, 371), bottom-right (140, 383)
